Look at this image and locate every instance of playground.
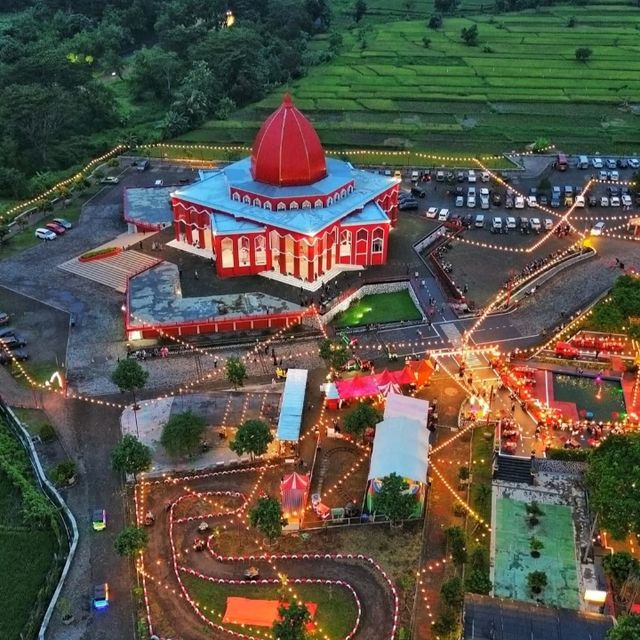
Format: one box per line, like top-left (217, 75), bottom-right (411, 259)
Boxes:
top-left (493, 498), bottom-right (580, 609)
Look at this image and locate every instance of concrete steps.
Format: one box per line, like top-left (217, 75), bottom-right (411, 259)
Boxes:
top-left (258, 264), bottom-right (363, 292)
top-left (58, 250), bottom-right (161, 293)
top-left (494, 454), bottom-right (533, 485)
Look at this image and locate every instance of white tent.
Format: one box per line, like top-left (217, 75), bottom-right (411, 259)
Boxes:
top-left (367, 416), bottom-right (429, 484)
top-left (384, 392), bottom-right (429, 428)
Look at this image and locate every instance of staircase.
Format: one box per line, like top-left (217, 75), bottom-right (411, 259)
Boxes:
top-left (494, 454), bottom-right (533, 485)
top-left (58, 250), bottom-right (161, 293)
top-left (258, 264), bottom-right (363, 292)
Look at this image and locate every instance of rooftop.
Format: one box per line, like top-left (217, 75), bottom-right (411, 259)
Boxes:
top-left (123, 186), bottom-right (174, 229)
top-left (172, 158), bottom-right (396, 236)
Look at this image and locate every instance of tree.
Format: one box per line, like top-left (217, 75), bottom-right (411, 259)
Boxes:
top-left (225, 356), bottom-right (247, 389)
top-left (566, 16), bottom-right (577, 27)
top-left (114, 525), bottom-right (149, 557)
top-left (440, 576), bottom-right (464, 608)
top-left (428, 13), bottom-right (443, 29)
top-left (111, 359), bottom-right (149, 411)
top-left (328, 32), bottom-right (343, 52)
top-left (444, 525), bottom-right (467, 565)
top-left (343, 402), bottom-right (382, 440)
top-left (575, 47), bottom-right (592, 62)
top-left (529, 536), bottom-right (544, 558)
top-left (465, 568), bottom-right (492, 594)
top-left (160, 410), bottom-right (207, 459)
top-left (375, 473), bottom-right (417, 524)
top-left (111, 434), bottom-right (152, 480)
top-left (527, 570), bottom-right (548, 595)
top-left (461, 24), bottom-right (479, 46)
top-left (353, 0), bottom-right (368, 22)
top-left (607, 614), bottom-right (640, 640)
top-left (272, 600), bottom-right (310, 640)
top-left (319, 339), bottom-right (349, 370)
top-left (422, 36), bottom-right (431, 48)
top-left (586, 434), bottom-right (640, 539)
top-left (230, 418), bottom-right (273, 461)
top-left (249, 495), bottom-right (285, 543)
top-left (435, 0), bottom-right (458, 13)
top-left (603, 552), bottom-right (640, 586)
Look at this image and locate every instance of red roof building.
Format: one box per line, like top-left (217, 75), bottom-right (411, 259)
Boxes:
top-left (170, 95), bottom-right (400, 283)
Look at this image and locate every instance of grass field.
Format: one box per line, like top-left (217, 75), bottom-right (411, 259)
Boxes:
top-left (0, 418), bottom-right (58, 640)
top-left (181, 575), bottom-right (359, 638)
top-left (181, 1), bottom-right (640, 155)
top-left (333, 291), bottom-right (422, 327)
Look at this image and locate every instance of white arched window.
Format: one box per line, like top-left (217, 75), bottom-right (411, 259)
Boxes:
top-left (290, 201), bottom-right (299, 210)
top-left (221, 237), bottom-right (234, 268)
top-left (242, 195), bottom-right (250, 204)
top-left (372, 227), bottom-right (384, 253)
top-left (348, 184), bottom-right (354, 193)
top-left (277, 202), bottom-right (286, 211)
top-left (327, 196), bottom-right (334, 206)
top-left (314, 199), bottom-right (323, 208)
top-left (253, 198), bottom-right (261, 207)
top-left (232, 192), bottom-right (240, 201)
top-left (341, 189), bottom-right (347, 199)
top-left (264, 201), bottom-right (272, 211)
top-left (302, 200), bottom-right (311, 209)
top-left (255, 236), bottom-right (267, 266)
top-left (238, 236), bottom-right (250, 265)
top-left (340, 229), bottom-right (351, 257)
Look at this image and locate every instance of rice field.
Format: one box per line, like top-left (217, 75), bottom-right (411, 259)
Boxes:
top-left (181, 1), bottom-right (640, 157)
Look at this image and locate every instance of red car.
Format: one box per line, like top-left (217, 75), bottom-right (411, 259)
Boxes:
top-left (46, 222), bottom-right (66, 235)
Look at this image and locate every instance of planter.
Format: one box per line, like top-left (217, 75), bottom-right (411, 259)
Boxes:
top-left (79, 247), bottom-right (122, 263)
top-left (531, 551), bottom-right (541, 558)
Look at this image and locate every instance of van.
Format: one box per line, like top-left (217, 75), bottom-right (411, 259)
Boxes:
top-left (555, 153), bottom-right (568, 171)
top-left (137, 159), bottom-right (150, 171)
top-left (577, 155), bottom-right (589, 169)
top-left (468, 170), bottom-right (477, 183)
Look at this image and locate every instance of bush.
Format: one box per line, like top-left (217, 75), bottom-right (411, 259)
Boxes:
top-left (546, 447), bottom-right (591, 462)
top-left (441, 577), bottom-right (464, 608)
top-left (50, 459), bottom-right (76, 486)
top-left (465, 568), bottom-right (492, 594)
top-left (444, 525), bottom-right (467, 565)
top-left (433, 607), bottom-right (458, 635)
top-left (39, 423), bottom-right (56, 443)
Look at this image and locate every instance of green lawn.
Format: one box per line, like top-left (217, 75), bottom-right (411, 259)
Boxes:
top-left (183, 1), bottom-right (640, 155)
top-left (333, 291), bottom-right (422, 327)
top-left (0, 418), bottom-right (59, 640)
top-left (181, 574), bottom-right (359, 639)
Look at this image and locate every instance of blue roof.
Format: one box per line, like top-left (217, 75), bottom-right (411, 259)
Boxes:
top-left (172, 158), bottom-right (397, 236)
top-left (211, 211), bottom-right (264, 234)
top-left (124, 187), bottom-right (174, 227)
top-left (342, 201), bottom-right (390, 226)
top-left (276, 369), bottom-right (308, 441)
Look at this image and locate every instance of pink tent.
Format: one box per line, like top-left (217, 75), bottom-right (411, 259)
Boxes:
top-left (335, 375), bottom-right (380, 400)
top-left (392, 366), bottom-right (416, 385)
top-left (280, 472), bottom-right (310, 520)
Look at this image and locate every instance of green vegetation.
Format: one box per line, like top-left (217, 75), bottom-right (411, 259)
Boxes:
top-left (114, 525), bottom-right (149, 557)
top-left (111, 434), bottom-right (152, 480)
top-left (587, 275), bottom-right (640, 339)
top-left (546, 447), bottom-right (591, 462)
top-left (182, 575), bottom-right (359, 639)
top-left (188, 2), bottom-right (640, 155)
top-left (0, 415), bottom-right (60, 640)
top-left (333, 291), bottom-right (421, 328)
top-left (225, 356), bottom-right (248, 389)
top-left (160, 410), bottom-right (207, 459)
top-left (79, 246), bottom-right (121, 260)
top-left (230, 418), bottom-right (273, 461)
top-left (249, 495), bottom-right (286, 543)
top-left (586, 434), bottom-right (640, 539)
top-left (111, 358), bottom-right (149, 409)
top-left (319, 338), bottom-right (350, 369)
top-left (343, 401), bottom-right (382, 440)
top-left (607, 614), bottom-right (640, 640)
top-left (375, 473), bottom-right (419, 523)
top-left (272, 600), bottom-right (310, 640)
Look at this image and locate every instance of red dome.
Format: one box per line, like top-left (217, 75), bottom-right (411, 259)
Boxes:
top-left (251, 94), bottom-right (327, 187)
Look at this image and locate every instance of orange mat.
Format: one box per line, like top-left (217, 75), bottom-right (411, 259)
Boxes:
top-left (222, 597), bottom-right (317, 628)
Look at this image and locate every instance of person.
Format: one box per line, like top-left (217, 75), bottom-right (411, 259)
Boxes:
top-left (194, 269), bottom-right (199, 280)
top-left (139, 241), bottom-right (143, 250)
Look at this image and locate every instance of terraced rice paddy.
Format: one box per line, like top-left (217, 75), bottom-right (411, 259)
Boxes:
top-left (180, 0), bottom-right (640, 157)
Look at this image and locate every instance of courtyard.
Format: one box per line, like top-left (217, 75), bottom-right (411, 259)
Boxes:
top-left (333, 290), bottom-right (422, 328)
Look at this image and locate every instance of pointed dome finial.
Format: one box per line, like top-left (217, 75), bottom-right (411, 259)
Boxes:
top-left (283, 93), bottom-right (293, 107)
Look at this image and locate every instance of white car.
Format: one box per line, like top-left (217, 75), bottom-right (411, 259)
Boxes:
top-left (411, 170), bottom-right (419, 182)
top-left (527, 195), bottom-right (537, 207)
top-left (600, 196), bottom-right (610, 207)
top-left (491, 216), bottom-right (502, 231)
top-left (467, 195), bottom-right (476, 208)
top-left (622, 194), bottom-right (632, 207)
top-left (480, 196), bottom-right (490, 209)
top-left (592, 157), bottom-right (604, 169)
top-left (474, 214), bottom-right (485, 228)
top-left (590, 221), bottom-right (605, 236)
top-left (543, 218), bottom-right (554, 230)
top-left (530, 218), bottom-right (542, 231)
top-left (610, 196), bottom-right (621, 207)
top-left (426, 207), bottom-right (438, 219)
top-left (455, 195), bottom-right (464, 207)
top-left (515, 195), bottom-right (525, 209)
top-left (468, 170), bottom-right (477, 183)
top-left (438, 208), bottom-right (450, 221)
top-left (53, 217), bottom-right (72, 229)
top-left (610, 171), bottom-right (619, 182)
top-left (154, 179), bottom-right (164, 187)
top-left (481, 171), bottom-right (490, 182)
top-left (629, 158), bottom-right (640, 169)
top-left (100, 176), bottom-right (119, 185)
top-left (505, 216), bottom-right (517, 229)
top-left (35, 228), bottom-right (56, 240)
top-left (574, 195), bottom-right (585, 208)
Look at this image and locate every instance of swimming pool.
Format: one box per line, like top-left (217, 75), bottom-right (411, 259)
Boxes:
top-left (552, 373), bottom-right (626, 422)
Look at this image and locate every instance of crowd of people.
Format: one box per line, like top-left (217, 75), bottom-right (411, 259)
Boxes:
top-left (502, 246), bottom-right (579, 289)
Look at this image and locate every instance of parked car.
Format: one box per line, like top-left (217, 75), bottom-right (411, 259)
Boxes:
top-left (0, 312), bottom-right (8, 325)
top-left (52, 217), bottom-right (72, 229)
top-left (527, 195), bottom-right (537, 207)
top-left (530, 218), bottom-right (542, 232)
top-left (590, 221), bottom-right (606, 236)
top-left (467, 195), bottom-right (476, 208)
top-left (505, 216), bottom-right (517, 230)
top-left (480, 187), bottom-right (490, 209)
top-left (455, 195), bottom-right (464, 207)
top-left (610, 196), bottom-right (621, 207)
top-left (0, 349), bottom-right (28, 365)
top-left (610, 170), bottom-right (620, 182)
top-left (552, 185), bottom-right (561, 199)
top-left (519, 217), bottom-right (530, 233)
top-left (608, 185), bottom-right (621, 197)
top-left (93, 583), bottom-right (110, 610)
top-left (45, 222), bottom-right (65, 235)
top-left (543, 218), bottom-right (554, 230)
top-left (435, 170), bottom-right (445, 182)
top-left (592, 157), bottom-right (604, 169)
top-left (92, 509), bottom-right (107, 531)
top-left (456, 171), bottom-right (465, 183)
top-left (398, 199), bottom-right (418, 210)
top-left (588, 195), bottom-right (597, 207)
top-left (100, 176), bottom-right (119, 184)
top-left (629, 158), bottom-right (640, 169)
top-left (599, 170), bottom-right (609, 181)
top-left (622, 194), bottom-right (632, 207)
top-left (0, 334), bottom-right (27, 349)
top-left (426, 207), bottom-right (438, 219)
top-left (463, 214), bottom-right (474, 228)
top-left (411, 186), bottom-right (426, 199)
top-left (398, 190), bottom-right (412, 201)
top-left (0, 326), bottom-right (15, 338)
top-left (550, 196), bottom-right (561, 208)
top-left (474, 214), bottom-right (485, 228)
top-left (600, 196), bottom-right (610, 207)
top-left (438, 208), bottom-right (450, 221)
top-left (35, 228), bottom-right (56, 241)
top-left (505, 195), bottom-right (514, 209)
top-left (468, 170), bottom-right (477, 183)
top-left (481, 171), bottom-right (490, 182)
top-left (564, 193), bottom-right (573, 206)
top-left (539, 194), bottom-right (549, 206)
top-left (574, 195), bottom-right (585, 208)
top-left (492, 192), bottom-right (502, 206)
top-left (491, 216), bottom-right (503, 233)
top-left (606, 158), bottom-right (617, 170)
top-left (514, 195), bottom-right (525, 209)
top-left (411, 170), bottom-right (419, 182)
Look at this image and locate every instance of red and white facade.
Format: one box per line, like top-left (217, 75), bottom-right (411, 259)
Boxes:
top-left (171, 95), bottom-right (399, 282)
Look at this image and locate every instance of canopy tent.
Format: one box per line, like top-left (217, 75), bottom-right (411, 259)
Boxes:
top-left (393, 366), bottom-right (416, 385)
top-left (276, 369), bottom-right (308, 441)
top-left (280, 472), bottom-right (310, 523)
top-left (406, 358), bottom-right (435, 386)
top-left (366, 415), bottom-right (430, 516)
top-left (222, 597), bottom-right (318, 629)
top-left (334, 374), bottom-right (380, 400)
top-left (384, 392), bottom-right (429, 428)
